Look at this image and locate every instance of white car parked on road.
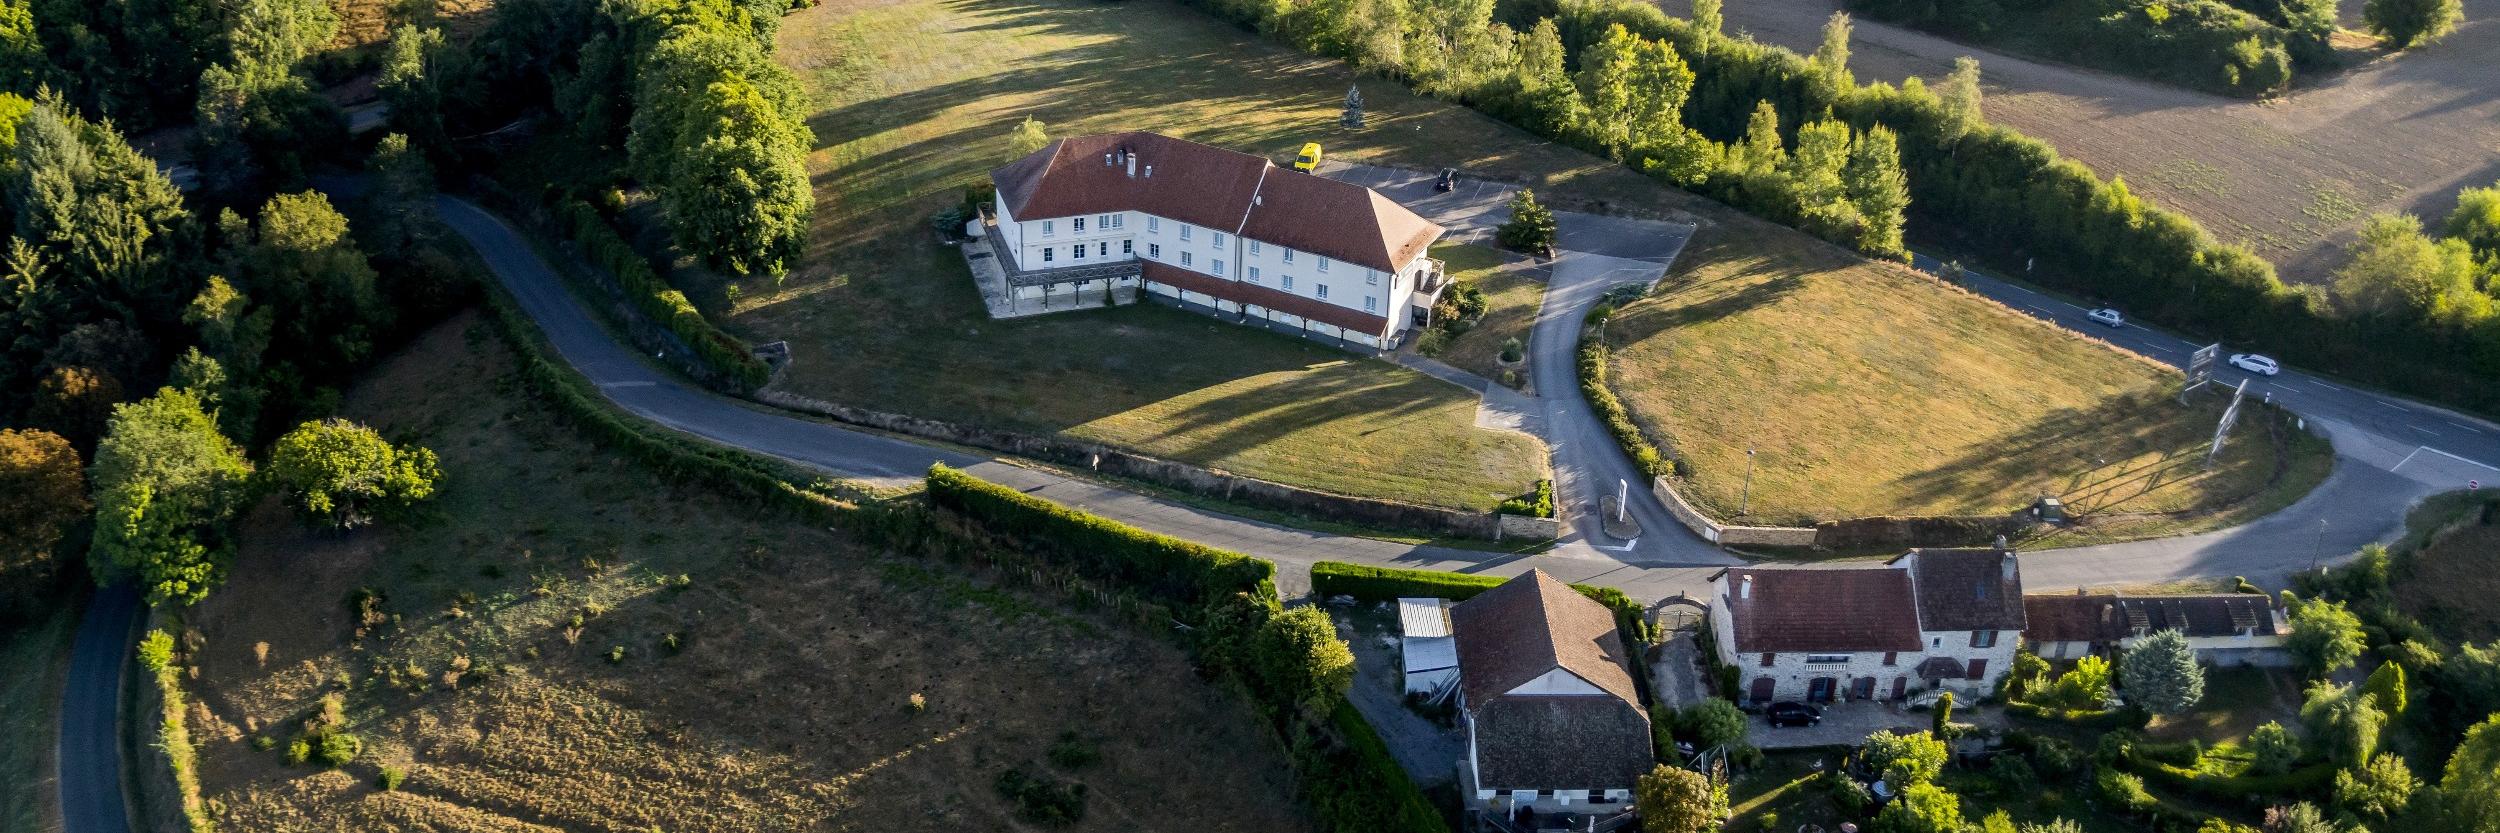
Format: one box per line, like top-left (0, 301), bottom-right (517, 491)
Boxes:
top-left (2228, 353), bottom-right (2281, 376)
top-left (2086, 308), bottom-right (2124, 327)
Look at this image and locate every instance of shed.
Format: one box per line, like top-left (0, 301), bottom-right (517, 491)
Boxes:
top-left (1398, 598), bottom-right (1459, 696)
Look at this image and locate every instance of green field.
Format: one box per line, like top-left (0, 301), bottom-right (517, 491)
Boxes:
top-left (1422, 243), bottom-right (1544, 388)
top-left (1600, 219), bottom-right (2328, 527)
top-left (698, 0), bottom-right (1736, 511)
top-left (187, 313), bottom-right (1312, 833)
top-left (0, 602), bottom-right (77, 833)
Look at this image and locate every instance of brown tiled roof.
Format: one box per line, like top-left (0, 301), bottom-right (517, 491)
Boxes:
top-left (1471, 696), bottom-right (1654, 791)
top-left (1893, 549), bottom-right (2028, 632)
top-left (2020, 592), bottom-right (2283, 643)
top-left (1915, 656), bottom-right (1972, 680)
top-left (1450, 571), bottom-right (1642, 710)
top-left (2021, 594), bottom-right (2125, 644)
top-left (992, 132), bottom-right (1269, 235)
top-left (1141, 260), bottom-right (1391, 337)
top-left (1239, 170), bottom-right (1443, 275)
top-left (1717, 567), bottom-right (1923, 653)
top-left (991, 131), bottom-right (1443, 273)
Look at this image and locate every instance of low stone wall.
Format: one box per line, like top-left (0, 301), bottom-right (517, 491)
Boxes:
top-left (756, 390), bottom-right (1549, 541)
top-left (1649, 476), bottom-right (1817, 547)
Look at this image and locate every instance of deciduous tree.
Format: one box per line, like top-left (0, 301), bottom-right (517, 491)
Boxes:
top-left (267, 419), bottom-right (442, 529)
top-left (1935, 57), bottom-right (1983, 144)
top-left (1842, 125), bottom-right (1909, 257)
top-left (2289, 599), bottom-right (2367, 677)
top-left (2333, 752), bottom-right (2417, 822)
top-left (1008, 114), bottom-right (1050, 160)
top-left (2248, 720), bottom-right (2301, 774)
top-left (1637, 764), bottom-right (1727, 833)
top-left (1872, 782), bottom-right (1962, 833)
top-left (2301, 681), bottom-right (2384, 768)
top-left (88, 388), bottom-right (253, 605)
top-left (0, 427), bottom-right (85, 621)
top-left (1252, 605), bottom-right (1353, 714)
top-left (1812, 11), bottom-right (1854, 89)
top-left (1863, 730), bottom-right (1949, 787)
top-left (2436, 715), bottom-right (2500, 833)
top-left (1498, 188), bottom-right (1557, 253)
top-left (2362, 0), bottom-right (2462, 48)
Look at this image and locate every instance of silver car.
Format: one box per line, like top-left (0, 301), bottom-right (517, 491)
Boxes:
top-left (2087, 308), bottom-right (2124, 327)
top-left (2228, 353), bottom-right (2281, 376)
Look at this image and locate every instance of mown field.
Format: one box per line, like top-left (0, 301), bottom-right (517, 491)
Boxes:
top-left (0, 604), bottom-right (78, 833)
top-left (1423, 243), bottom-right (1545, 388)
top-left (185, 313), bottom-right (1311, 833)
top-left (1603, 222), bottom-right (2327, 526)
top-left (1702, 0), bottom-right (2500, 283)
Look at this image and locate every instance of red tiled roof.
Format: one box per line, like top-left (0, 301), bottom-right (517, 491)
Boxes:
top-left (2021, 594), bottom-right (2123, 644)
top-left (1141, 261), bottom-right (1390, 337)
top-left (992, 131), bottom-right (1442, 273)
top-left (1717, 567), bottom-right (1924, 653)
top-left (1450, 571), bottom-right (1643, 710)
top-left (2022, 593), bottom-right (2280, 643)
top-left (1892, 549), bottom-right (2028, 632)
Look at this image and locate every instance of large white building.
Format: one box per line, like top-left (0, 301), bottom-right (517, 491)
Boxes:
top-left (986, 131), bottom-right (1449, 351)
top-left (1708, 549), bottom-right (2027, 705)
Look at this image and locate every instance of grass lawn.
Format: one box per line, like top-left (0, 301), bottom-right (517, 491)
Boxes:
top-left (2391, 493), bottom-right (2500, 645)
top-left (1601, 224), bottom-right (2328, 526)
top-left (2144, 666), bottom-right (2303, 745)
top-left (1422, 243), bottom-right (1544, 388)
top-left (0, 602), bottom-right (78, 833)
top-left (185, 312), bottom-right (1312, 833)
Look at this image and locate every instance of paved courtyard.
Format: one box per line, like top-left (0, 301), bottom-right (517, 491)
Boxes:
top-left (1748, 701), bottom-right (2005, 750)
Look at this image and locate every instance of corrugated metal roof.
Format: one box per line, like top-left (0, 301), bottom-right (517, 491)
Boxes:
top-left (1403, 635), bottom-right (1458, 672)
top-left (1399, 598), bottom-right (1452, 638)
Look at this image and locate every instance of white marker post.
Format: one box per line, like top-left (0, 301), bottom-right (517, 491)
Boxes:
top-left (1616, 479), bottom-right (1628, 524)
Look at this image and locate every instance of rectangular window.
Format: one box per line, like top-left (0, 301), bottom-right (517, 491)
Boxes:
top-left (1212, 232), bottom-right (1226, 248)
top-left (1041, 247), bottom-right (1054, 263)
top-left (1248, 266), bottom-right (1261, 283)
top-left (1098, 242), bottom-right (1108, 257)
top-left (1971, 630), bottom-right (1999, 649)
top-left (1072, 244), bottom-right (1085, 259)
top-left (1316, 284), bottom-right (1329, 299)
top-left (1367, 270), bottom-right (1379, 286)
top-left (1181, 252), bottom-right (1193, 267)
top-left (1281, 275), bottom-right (1295, 290)
top-left (1148, 243), bottom-right (1161, 258)
top-left (1316, 257), bottom-right (1330, 273)
top-left (1148, 217), bottom-right (1160, 233)
top-left (1180, 225), bottom-right (1193, 241)
top-left (1041, 220), bottom-right (1055, 237)
top-left (1882, 651), bottom-right (1898, 666)
top-left (1213, 259), bottom-right (1226, 277)
top-left (1073, 217), bottom-right (1086, 233)
top-left (1122, 240), bottom-right (1133, 255)
top-left (1760, 653), bottom-right (1776, 668)
top-left (1363, 296), bottom-right (1377, 312)
top-left (1249, 240), bottom-right (1262, 254)
top-left (1805, 654), bottom-right (1851, 665)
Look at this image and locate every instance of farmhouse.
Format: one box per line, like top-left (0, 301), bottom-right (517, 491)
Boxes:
top-left (984, 131), bottom-right (1449, 351)
top-left (1708, 549), bottom-right (2025, 705)
top-left (2022, 592), bottom-right (2290, 666)
top-left (1450, 571), bottom-right (1651, 814)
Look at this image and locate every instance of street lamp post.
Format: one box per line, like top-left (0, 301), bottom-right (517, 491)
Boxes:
top-left (1740, 448), bottom-right (1757, 517)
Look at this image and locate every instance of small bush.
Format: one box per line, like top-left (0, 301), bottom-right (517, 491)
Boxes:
top-left (250, 736), bottom-right (275, 752)
top-left (1991, 754), bottom-right (2037, 794)
top-left (1822, 770), bottom-right (1873, 813)
top-left (1048, 731), bottom-right (1102, 769)
top-left (284, 738), bottom-right (311, 765)
top-left (377, 765), bottom-right (407, 791)
top-left (314, 732), bottom-right (363, 768)
top-left (907, 692), bottom-right (927, 714)
top-left (1496, 480), bottom-right (1555, 518)
top-left (2097, 769), bottom-right (2157, 816)
top-left (606, 646), bottom-right (627, 664)
top-left (995, 768), bottom-right (1086, 826)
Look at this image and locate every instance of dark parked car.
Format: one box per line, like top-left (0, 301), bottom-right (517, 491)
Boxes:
top-left (1435, 168), bottom-right (1459, 192)
top-left (1766, 702), bottom-right (1823, 728)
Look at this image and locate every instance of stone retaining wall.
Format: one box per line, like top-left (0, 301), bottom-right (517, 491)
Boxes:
top-left (1650, 476), bottom-right (2023, 550)
top-left (756, 390), bottom-right (1550, 541)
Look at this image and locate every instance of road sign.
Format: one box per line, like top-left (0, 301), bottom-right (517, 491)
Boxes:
top-left (2184, 343), bottom-right (2222, 394)
top-left (2206, 379), bottom-right (2248, 468)
top-left (2473, 480), bottom-right (2482, 492)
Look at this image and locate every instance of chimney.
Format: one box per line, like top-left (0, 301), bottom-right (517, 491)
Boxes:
top-left (1126, 153), bottom-right (1137, 178)
top-left (1104, 152), bottom-right (1114, 167)
top-left (2001, 553), bottom-right (2016, 583)
top-left (1739, 575), bottom-right (1753, 600)
top-left (1144, 165), bottom-right (1153, 178)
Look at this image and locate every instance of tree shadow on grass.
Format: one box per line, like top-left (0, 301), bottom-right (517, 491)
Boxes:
top-left (1886, 388), bottom-right (2263, 516)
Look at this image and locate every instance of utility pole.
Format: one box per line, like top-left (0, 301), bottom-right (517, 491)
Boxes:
top-left (1740, 448), bottom-right (1757, 517)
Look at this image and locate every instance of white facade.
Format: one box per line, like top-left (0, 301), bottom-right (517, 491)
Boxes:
top-left (1709, 572), bottom-right (2016, 704)
top-left (996, 207), bottom-right (1436, 349)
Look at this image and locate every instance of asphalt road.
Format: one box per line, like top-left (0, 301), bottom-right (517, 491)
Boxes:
top-left (57, 586), bottom-right (140, 833)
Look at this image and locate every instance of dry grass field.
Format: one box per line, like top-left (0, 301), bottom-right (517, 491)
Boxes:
top-left (184, 313), bottom-right (1311, 833)
top-left (1700, 0), bottom-right (2500, 283)
top-left (2394, 508), bottom-right (2500, 645)
top-left (1603, 219), bottom-right (2325, 526)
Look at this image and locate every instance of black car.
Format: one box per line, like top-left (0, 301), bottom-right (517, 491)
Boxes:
top-left (1434, 168), bottom-right (1459, 192)
top-left (1765, 702), bottom-right (1823, 728)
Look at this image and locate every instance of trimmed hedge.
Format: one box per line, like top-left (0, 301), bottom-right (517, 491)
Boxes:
top-left (139, 627), bottom-right (213, 833)
top-left (2120, 753), bottom-right (2336, 802)
top-left (1316, 700), bottom-right (1451, 833)
top-left (1310, 561), bottom-right (1654, 644)
top-left (556, 200), bottom-right (770, 391)
top-left (2005, 701), bottom-right (2152, 730)
top-left (925, 464), bottom-right (1277, 607)
top-left (1497, 479), bottom-right (1555, 518)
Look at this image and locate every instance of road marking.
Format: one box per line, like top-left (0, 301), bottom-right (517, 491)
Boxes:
top-left (601, 381), bottom-right (658, 389)
top-left (2422, 446), bottom-right (2500, 472)
top-left (2377, 401), bottom-right (2407, 411)
top-left (1594, 538), bottom-right (1641, 552)
top-left (2004, 284), bottom-right (2042, 296)
top-left (2411, 425), bottom-right (2437, 436)
top-left (2447, 420), bottom-right (2485, 434)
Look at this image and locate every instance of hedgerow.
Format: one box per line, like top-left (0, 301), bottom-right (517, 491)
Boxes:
top-left (1309, 561), bottom-right (1654, 644)
top-left (924, 464), bottom-right (1276, 607)
top-left (556, 200), bottom-right (770, 391)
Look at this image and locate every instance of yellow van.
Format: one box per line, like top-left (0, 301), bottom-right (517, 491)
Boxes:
top-left (1293, 142), bottom-right (1322, 173)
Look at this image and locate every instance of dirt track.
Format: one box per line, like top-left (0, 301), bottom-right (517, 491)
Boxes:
top-left (1697, 0), bottom-right (2500, 282)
